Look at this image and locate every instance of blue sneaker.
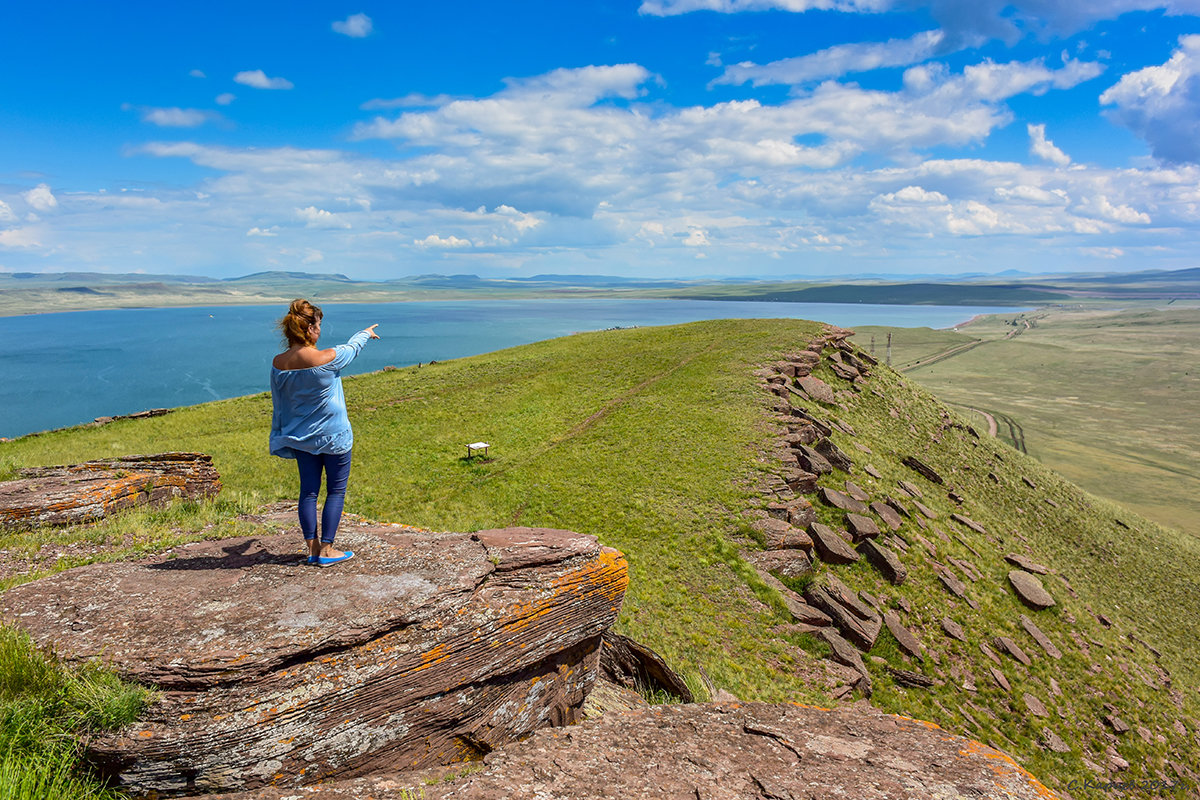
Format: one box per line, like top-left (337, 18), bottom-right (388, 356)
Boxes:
top-left (316, 550), bottom-right (354, 568)
top-left (306, 555), bottom-right (318, 566)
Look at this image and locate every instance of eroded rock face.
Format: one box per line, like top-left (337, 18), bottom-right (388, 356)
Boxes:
top-left (0, 452), bottom-right (221, 529)
top-left (0, 524), bottom-right (627, 796)
top-left (185, 702), bottom-right (1059, 800)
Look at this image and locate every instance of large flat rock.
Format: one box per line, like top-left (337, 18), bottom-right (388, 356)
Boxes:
top-left (186, 702), bottom-right (1058, 800)
top-left (0, 524), bottom-right (627, 796)
top-left (0, 452), bottom-right (221, 529)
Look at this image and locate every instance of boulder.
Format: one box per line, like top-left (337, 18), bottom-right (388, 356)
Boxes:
top-left (0, 524), bottom-right (627, 796)
top-left (829, 360), bottom-right (860, 381)
top-left (901, 456), bottom-right (944, 485)
top-left (1041, 729), bottom-right (1071, 753)
top-left (935, 566), bottom-right (968, 601)
top-left (864, 463), bottom-right (883, 479)
top-left (859, 539), bottom-right (907, 585)
top-left (843, 480), bottom-right (870, 502)
top-left (766, 497), bottom-right (816, 528)
top-left (751, 517), bottom-right (813, 551)
top-left (819, 487), bottom-right (867, 514)
top-left (869, 501), bottom-right (903, 531)
top-left (951, 513), bottom-right (988, 536)
top-left (795, 446), bottom-right (833, 475)
top-left (1023, 693), bottom-right (1049, 718)
top-left (1004, 553), bottom-right (1049, 574)
top-left (796, 375), bottom-right (836, 404)
top-left (807, 522), bottom-right (860, 565)
top-left (993, 636), bottom-right (1033, 667)
top-left (745, 548), bottom-right (813, 582)
top-left (941, 618), bottom-right (967, 642)
top-left (1019, 615), bottom-right (1062, 659)
top-left (887, 666), bottom-right (933, 688)
top-left (781, 467), bottom-right (820, 494)
top-left (913, 499), bottom-right (939, 519)
top-left (883, 610), bottom-right (922, 660)
top-left (0, 452), bottom-right (220, 529)
top-left (816, 629), bottom-right (873, 697)
top-left (845, 513), bottom-right (881, 542)
top-left (989, 667), bottom-right (1012, 692)
top-left (815, 439), bottom-right (854, 472)
top-left (947, 557), bottom-right (982, 582)
top-left (804, 575), bottom-right (881, 652)
top-left (790, 408), bottom-right (833, 437)
top-left (1008, 570), bottom-right (1056, 610)
top-left (897, 480), bottom-right (924, 498)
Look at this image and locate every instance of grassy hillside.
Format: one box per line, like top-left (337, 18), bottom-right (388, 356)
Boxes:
top-left (1, 318), bottom-right (1198, 798)
top-left (853, 305), bottom-right (1200, 535)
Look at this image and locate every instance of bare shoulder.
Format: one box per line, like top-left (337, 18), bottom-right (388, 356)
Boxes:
top-left (273, 347), bottom-right (338, 370)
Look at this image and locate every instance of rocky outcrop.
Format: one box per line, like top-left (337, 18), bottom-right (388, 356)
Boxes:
top-left (0, 452), bottom-right (220, 529)
top-left (1008, 570), bottom-right (1056, 610)
top-left (0, 524), bottom-right (627, 796)
top-left (184, 702), bottom-right (1059, 800)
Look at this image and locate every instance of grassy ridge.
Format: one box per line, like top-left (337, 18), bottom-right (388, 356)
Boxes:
top-left (853, 305), bottom-right (1200, 535)
top-left (2, 318), bottom-right (1198, 797)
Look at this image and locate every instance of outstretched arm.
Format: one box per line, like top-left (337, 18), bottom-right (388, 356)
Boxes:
top-left (327, 325), bottom-right (380, 370)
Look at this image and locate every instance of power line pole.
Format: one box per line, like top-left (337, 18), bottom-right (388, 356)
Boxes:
top-left (886, 333), bottom-right (892, 366)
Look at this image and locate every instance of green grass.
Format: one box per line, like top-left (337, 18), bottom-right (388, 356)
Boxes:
top-left (0, 626), bottom-right (150, 800)
top-left (854, 304), bottom-right (1200, 535)
top-left (1, 317), bottom-right (1197, 798)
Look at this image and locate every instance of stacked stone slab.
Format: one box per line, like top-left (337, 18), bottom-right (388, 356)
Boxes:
top-left (0, 452), bottom-right (221, 529)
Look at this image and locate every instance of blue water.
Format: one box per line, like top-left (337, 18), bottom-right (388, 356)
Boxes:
top-left (0, 299), bottom-right (1014, 439)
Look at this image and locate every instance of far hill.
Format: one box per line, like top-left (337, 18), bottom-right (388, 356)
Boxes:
top-left (1, 319), bottom-right (1198, 797)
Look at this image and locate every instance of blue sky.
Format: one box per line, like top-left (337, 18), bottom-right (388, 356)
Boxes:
top-left (2, 1), bottom-right (1200, 280)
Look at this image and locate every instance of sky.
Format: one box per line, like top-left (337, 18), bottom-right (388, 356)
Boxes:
top-left (2, 1), bottom-right (1200, 280)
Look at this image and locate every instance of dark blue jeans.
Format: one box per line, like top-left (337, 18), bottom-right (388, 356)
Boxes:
top-left (295, 450), bottom-right (353, 544)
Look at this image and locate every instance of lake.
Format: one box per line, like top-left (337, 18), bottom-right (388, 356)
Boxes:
top-left (0, 299), bottom-right (1015, 439)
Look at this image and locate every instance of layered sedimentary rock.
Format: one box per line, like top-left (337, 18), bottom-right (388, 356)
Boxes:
top-left (0, 452), bottom-right (220, 528)
top-left (0, 524), bottom-right (627, 796)
top-left (182, 702), bottom-right (1059, 800)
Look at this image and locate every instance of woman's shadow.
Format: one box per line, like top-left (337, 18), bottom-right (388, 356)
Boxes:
top-left (146, 539), bottom-right (304, 571)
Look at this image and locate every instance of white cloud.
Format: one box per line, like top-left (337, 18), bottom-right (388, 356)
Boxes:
top-left (296, 206), bottom-right (351, 228)
top-left (717, 30), bottom-right (945, 86)
top-left (361, 94), bottom-right (460, 110)
top-left (125, 105), bottom-right (214, 128)
top-left (216, 93), bottom-right (236, 106)
top-left (0, 200), bottom-right (14, 222)
top-left (1101, 34), bottom-right (1200, 164)
top-left (246, 226), bottom-right (277, 236)
top-left (302, 248), bottom-right (324, 264)
top-left (332, 13), bottom-right (373, 37)
top-left (1077, 194), bottom-right (1151, 224)
top-left (643, 0), bottom-right (1200, 47)
top-left (189, 69), bottom-right (206, 78)
top-left (416, 234), bottom-right (472, 248)
top-left (1080, 246), bottom-right (1125, 258)
top-left (682, 226), bottom-right (711, 246)
top-left (23, 184), bottom-right (57, 212)
top-left (1028, 123), bottom-right (1071, 166)
top-left (641, 0), bottom-right (887, 15)
top-left (0, 227), bottom-right (41, 248)
top-left (234, 70), bottom-right (294, 90)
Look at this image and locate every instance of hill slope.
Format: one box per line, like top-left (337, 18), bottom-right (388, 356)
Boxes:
top-left (1, 318), bottom-right (1197, 797)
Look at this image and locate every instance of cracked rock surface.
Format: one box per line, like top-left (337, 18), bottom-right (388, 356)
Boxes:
top-left (190, 701), bottom-right (1058, 800)
top-left (0, 523), bottom-right (627, 796)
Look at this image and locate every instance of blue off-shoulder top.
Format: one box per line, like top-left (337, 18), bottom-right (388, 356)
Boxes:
top-left (269, 330), bottom-right (371, 459)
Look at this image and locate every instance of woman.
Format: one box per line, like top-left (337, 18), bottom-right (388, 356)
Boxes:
top-left (270, 299), bottom-right (379, 567)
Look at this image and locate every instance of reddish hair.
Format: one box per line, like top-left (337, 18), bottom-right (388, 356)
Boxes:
top-left (278, 299), bottom-right (323, 347)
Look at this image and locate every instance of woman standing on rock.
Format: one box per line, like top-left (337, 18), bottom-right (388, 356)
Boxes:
top-left (270, 299), bottom-right (379, 567)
